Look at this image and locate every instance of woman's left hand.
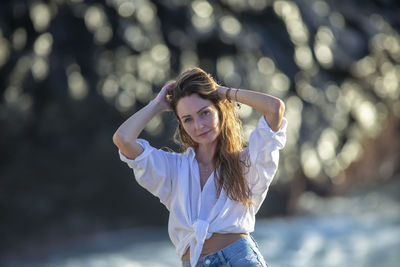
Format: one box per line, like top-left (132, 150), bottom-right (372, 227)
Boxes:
top-left (216, 85), bottom-right (229, 101)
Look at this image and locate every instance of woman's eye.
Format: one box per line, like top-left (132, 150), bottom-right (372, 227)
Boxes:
top-left (184, 118), bottom-right (192, 123)
top-left (202, 110), bottom-right (210, 116)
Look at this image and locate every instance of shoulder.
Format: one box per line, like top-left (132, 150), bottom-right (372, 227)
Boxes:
top-left (135, 139), bottom-right (196, 163)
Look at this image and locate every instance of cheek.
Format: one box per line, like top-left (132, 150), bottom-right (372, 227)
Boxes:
top-left (212, 113), bottom-right (220, 127)
top-left (182, 124), bottom-right (194, 136)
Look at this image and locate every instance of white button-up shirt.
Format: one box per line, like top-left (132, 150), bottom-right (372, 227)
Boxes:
top-left (118, 116), bottom-right (287, 267)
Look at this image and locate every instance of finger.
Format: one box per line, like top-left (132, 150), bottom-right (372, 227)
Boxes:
top-left (161, 83), bottom-right (172, 93)
top-left (166, 81), bottom-right (176, 89)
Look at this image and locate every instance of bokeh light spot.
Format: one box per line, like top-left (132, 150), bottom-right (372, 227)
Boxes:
top-left (351, 56), bottom-right (376, 77)
top-left (285, 95), bottom-right (303, 146)
top-left (180, 50), bottom-right (199, 71)
top-left (248, 0), bottom-right (268, 11)
top-left (315, 43), bottom-right (333, 68)
top-left (135, 80), bottom-right (152, 103)
top-left (85, 6), bottom-right (104, 32)
top-left (301, 143), bottom-right (322, 179)
top-left (257, 57), bottom-right (275, 75)
top-left (12, 28), bottom-right (27, 51)
top-left (192, 0), bottom-right (213, 18)
top-left (220, 16), bottom-right (242, 36)
top-left (30, 2), bottom-right (51, 32)
top-left (94, 25), bottom-right (113, 44)
top-left (0, 32), bottom-right (10, 68)
top-left (151, 44), bottom-right (170, 64)
top-left (271, 72), bottom-right (290, 97)
top-left (338, 139), bottom-right (362, 169)
top-left (312, 0), bottom-right (330, 17)
top-left (32, 56), bottom-right (49, 81)
top-left (120, 73), bottom-right (137, 92)
top-left (101, 76), bottom-right (119, 99)
top-left (145, 115), bottom-right (163, 136)
top-left (238, 104), bottom-right (252, 119)
top-left (353, 101), bottom-right (377, 131)
top-left (137, 4), bottom-right (155, 25)
top-left (295, 45), bottom-right (314, 70)
top-left (67, 64), bottom-right (89, 101)
top-left (329, 12), bottom-right (345, 28)
top-left (318, 128), bottom-right (338, 161)
top-left (118, 1), bottom-right (135, 17)
top-left (116, 91), bottom-right (135, 112)
top-left (125, 26), bottom-right (150, 51)
top-left (217, 56), bottom-right (235, 77)
top-left (33, 33), bottom-right (53, 56)
top-left (192, 14), bottom-right (214, 32)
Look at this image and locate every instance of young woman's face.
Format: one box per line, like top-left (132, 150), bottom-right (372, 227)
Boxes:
top-left (176, 93), bottom-right (221, 146)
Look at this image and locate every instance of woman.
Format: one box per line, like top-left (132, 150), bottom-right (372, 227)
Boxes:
top-left (113, 67), bottom-right (287, 267)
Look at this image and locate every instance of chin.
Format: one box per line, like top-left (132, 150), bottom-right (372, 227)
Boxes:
top-left (196, 134), bottom-right (219, 145)
top-left (197, 140), bottom-right (214, 145)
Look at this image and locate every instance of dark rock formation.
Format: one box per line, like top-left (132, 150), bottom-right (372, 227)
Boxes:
top-left (0, 0), bottom-right (399, 257)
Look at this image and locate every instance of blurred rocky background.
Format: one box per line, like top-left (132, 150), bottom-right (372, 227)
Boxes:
top-left (1, 0), bottom-right (399, 264)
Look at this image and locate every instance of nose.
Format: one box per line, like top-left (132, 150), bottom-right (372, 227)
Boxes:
top-left (194, 118), bottom-right (204, 130)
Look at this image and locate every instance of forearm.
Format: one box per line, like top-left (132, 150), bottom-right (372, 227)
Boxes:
top-left (113, 100), bottom-right (163, 158)
top-left (218, 86), bottom-right (285, 131)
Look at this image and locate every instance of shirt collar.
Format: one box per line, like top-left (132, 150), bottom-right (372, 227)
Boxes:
top-left (184, 146), bottom-right (196, 160)
top-left (184, 146), bottom-right (221, 176)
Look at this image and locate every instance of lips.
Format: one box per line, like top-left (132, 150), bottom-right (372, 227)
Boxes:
top-left (198, 130), bottom-right (211, 137)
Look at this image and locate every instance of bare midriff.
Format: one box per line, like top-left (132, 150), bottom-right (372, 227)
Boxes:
top-left (181, 233), bottom-right (248, 261)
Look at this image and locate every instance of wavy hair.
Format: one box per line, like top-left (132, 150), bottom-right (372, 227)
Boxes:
top-left (167, 67), bottom-right (251, 206)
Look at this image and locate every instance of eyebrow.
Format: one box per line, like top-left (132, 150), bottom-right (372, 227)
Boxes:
top-left (181, 105), bottom-right (210, 119)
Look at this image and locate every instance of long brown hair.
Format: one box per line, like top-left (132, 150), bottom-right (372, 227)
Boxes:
top-left (167, 67), bottom-right (251, 206)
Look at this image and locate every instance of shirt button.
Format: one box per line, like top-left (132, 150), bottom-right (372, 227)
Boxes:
top-left (205, 259), bottom-right (211, 265)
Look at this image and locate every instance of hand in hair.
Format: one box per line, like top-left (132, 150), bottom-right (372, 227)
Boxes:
top-left (154, 81), bottom-right (176, 112)
top-left (113, 81), bottom-right (176, 160)
top-left (215, 85), bottom-right (231, 102)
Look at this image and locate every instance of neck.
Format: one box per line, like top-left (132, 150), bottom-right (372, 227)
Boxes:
top-left (196, 141), bottom-right (217, 165)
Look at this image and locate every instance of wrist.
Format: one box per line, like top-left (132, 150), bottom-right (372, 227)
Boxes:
top-left (217, 86), bottom-right (228, 99)
top-left (149, 99), bottom-right (165, 113)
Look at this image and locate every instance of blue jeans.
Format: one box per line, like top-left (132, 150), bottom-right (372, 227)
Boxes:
top-left (182, 234), bottom-right (268, 267)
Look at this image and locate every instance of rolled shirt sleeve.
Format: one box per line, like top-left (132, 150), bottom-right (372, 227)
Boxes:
top-left (247, 116), bottom-right (287, 207)
top-left (118, 139), bottom-right (177, 208)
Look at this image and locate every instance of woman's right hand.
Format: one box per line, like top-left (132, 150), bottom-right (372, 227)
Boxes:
top-left (154, 81), bottom-right (176, 112)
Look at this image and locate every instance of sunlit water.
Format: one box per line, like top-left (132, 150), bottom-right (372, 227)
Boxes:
top-left (4, 181), bottom-right (400, 267)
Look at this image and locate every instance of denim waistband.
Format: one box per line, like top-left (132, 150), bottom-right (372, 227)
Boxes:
top-left (182, 234), bottom-right (266, 267)
top-left (216, 234), bottom-right (257, 259)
